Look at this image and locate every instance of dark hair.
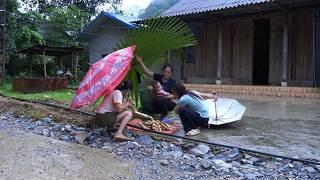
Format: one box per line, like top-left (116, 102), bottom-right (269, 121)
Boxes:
top-left (171, 82), bottom-right (203, 101)
top-left (116, 80), bottom-right (133, 91)
top-left (162, 64), bottom-right (174, 73)
top-left (151, 80), bottom-right (160, 88)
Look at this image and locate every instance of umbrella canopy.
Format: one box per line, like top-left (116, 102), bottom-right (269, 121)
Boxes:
top-left (71, 45), bottom-right (136, 109)
top-left (205, 98), bottom-right (246, 125)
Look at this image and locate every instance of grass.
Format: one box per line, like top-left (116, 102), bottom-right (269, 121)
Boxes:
top-left (0, 82), bottom-right (75, 104)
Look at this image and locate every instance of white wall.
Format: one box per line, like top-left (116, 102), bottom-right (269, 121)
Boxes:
top-left (88, 20), bottom-right (129, 64)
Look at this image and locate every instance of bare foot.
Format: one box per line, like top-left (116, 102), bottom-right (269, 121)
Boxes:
top-left (113, 134), bottom-right (134, 142)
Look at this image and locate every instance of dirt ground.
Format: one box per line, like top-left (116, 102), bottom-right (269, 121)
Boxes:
top-left (0, 96), bottom-right (95, 127)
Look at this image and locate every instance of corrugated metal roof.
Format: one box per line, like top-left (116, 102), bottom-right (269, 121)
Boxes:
top-left (161, 0), bottom-right (273, 17)
top-left (102, 12), bottom-right (140, 27)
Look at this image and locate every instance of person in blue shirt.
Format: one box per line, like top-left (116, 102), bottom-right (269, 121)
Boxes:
top-left (172, 83), bottom-right (217, 136)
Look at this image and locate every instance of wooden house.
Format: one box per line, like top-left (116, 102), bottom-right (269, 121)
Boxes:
top-left (162, 0), bottom-right (320, 88)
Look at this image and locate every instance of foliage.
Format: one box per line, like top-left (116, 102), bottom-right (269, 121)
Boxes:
top-left (115, 17), bottom-right (197, 105)
top-left (21, 0), bottom-right (122, 14)
top-left (41, 5), bottom-right (92, 46)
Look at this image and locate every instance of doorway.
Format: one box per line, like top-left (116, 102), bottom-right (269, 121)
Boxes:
top-left (253, 19), bottom-right (270, 85)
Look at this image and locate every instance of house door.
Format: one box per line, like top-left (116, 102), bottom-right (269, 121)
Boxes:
top-left (253, 19), bottom-right (270, 85)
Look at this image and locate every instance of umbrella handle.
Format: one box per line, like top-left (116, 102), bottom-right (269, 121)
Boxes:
top-left (214, 101), bottom-right (218, 120)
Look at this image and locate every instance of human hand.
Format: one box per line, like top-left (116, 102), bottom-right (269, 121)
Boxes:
top-left (212, 91), bottom-right (217, 101)
top-left (135, 55), bottom-right (143, 63)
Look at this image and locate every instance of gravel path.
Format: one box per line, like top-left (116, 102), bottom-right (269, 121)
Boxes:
top-left (0, 111), bottom-right (319, 179)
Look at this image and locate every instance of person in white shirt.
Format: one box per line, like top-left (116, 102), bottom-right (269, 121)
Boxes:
top-left (96, 80), bottom-right (134, 142)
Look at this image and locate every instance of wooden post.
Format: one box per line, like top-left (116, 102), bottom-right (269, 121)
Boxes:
top-left (216, 23), bottom-right (223, 85)
top-left (43, 50), bottom-right (47, 78)
top-left (282, 16), bottom-right (289, 87)
top-left (29, 55), bottom-right (33, 77)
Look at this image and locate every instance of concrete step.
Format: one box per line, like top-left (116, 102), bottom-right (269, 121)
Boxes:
top-left (184, 84), bottom-right (320, 98)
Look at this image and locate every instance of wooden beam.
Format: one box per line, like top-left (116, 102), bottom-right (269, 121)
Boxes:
top-left (43, 50), bottom-right (47, 78)
top-left (75, 51), bottom-right (79, 81)
top-left (282, 15), bottom-right (289, 86)
top-left (216, 23), bottom-right (223, 85)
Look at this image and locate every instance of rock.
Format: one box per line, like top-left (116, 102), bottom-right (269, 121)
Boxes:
top-left (127, 142), bottom-right (140, 150)
top-left (135, 135), bottom-right (154, 145)
top-left (189, 144), bottom-right (211, 156)
top-left (49, 115), bottom-right (53, 118)
top-left (42, 129), bottom-right (50, 137)
top-left (200, 159), bottom-right (212, 170)
top-left (165, 146), bottom-right (183, 158)
top-left (160, 141), bottom-right (170, 149)
top-left (232, 161), bottom-right (241, 168)
top-left (305, 167), bottom-right (316, 173)
top-left (61, 135), bottom-right (72, 142)
top-left (159, 160), bottom-right (169, 166)
top-left (316, 165), bottom-right (320, 172)
top-left (212, 159), bottom-right (232, 169)
top-left (53, 124), bottom-right (62, 131)
top-left (73, 127), bottom-right (86, 131)
top-left (203, 152), bottom-right (215, 159)
top-left (65, 124), bottom-right (72, 131)
top-left (74, 131), bottom-right (89, 144)
top-left (34, 120), bottom-right (43, 126)
top-left (245, 173), bottom-right (264, 180)
top-left (217, 148), bottom-right (240, 162)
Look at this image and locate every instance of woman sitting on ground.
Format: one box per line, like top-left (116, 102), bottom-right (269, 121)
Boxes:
top-left (136, 55), bottom-right (176, 120)
top-left (95, 80), bottom-right (134, 141)
top-left (171, 82), bottom-right (217, 136)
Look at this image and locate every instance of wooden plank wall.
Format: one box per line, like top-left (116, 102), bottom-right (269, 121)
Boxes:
top-left (288, 10), bottom-right (314, 85)
top-left (269, 16), bottom-right (284, 85)
top-left (185, 22), bottom-right (217, 83)
top-left (184, 8), bottom-right (314, 86)
top-left (230, 21), bottom-right (253, 84)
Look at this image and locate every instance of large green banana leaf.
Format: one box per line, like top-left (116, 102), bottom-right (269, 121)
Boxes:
top-left (115, 17), bottom-right (197, 107)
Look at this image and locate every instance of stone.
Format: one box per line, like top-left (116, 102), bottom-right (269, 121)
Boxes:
top-left (232, 161), bottom-right (241, 168)
top-left (53, 124), bottom-right (62, 131)
top-left (160, 141), bottom-right (170, 149)
top-left (200, 159), bottom-right (212, 170)
top-left (34, 120), bottom-right (43, 126)
top-left (65, 124), bottom-right (72, 131)
top-left (74, 131), bottom-right (89, 144)
top-left (159, 160), bottom-right (169, 166)
top-left (73, 127), bottom-right (86, 131)
top-left (135, 135), bottom-right (154, 145)
top-left (61, 135), bottom-right (72, 142)
top-left (42, 129), bottom-right (50, 137)
top-left (189, 144), bottom-right (211, 156)
top-left (203, 152), bottom-right (215, 159)
top-left (305, 167), bottom-right (316, 173)
top-left (126, 142), bottom-right (140, 150)
top-left (212, 159), bottom-right (232, 169)
top-left (217, 148), bottom-right (240, 162)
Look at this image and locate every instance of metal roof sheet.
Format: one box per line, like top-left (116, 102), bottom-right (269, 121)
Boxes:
top-left (161, 0), bottom-right (273, 17)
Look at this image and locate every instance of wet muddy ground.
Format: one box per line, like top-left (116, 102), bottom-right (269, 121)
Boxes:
top-left (193, 95), bottom-right (320, 161)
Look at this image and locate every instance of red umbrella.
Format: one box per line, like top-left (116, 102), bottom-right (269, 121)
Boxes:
top-left (71, 45), bottom-right (136, 109)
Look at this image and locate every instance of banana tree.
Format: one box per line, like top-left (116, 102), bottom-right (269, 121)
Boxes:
top-left (115, 17), bottom-right (197, 107)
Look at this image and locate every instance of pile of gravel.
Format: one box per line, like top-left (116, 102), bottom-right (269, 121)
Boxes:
top-left (0, 112), bottom-right (319, 179)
